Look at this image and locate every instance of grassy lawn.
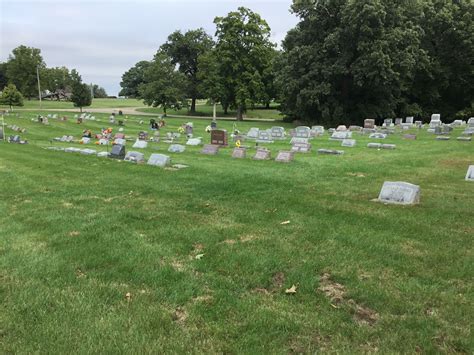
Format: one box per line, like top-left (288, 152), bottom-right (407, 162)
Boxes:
top-left (0, 111), bottom-right (473, 353)
top-left (0, 98), bottom-right (145, 110)
top-left (136, 103), bottom-right (283, 120)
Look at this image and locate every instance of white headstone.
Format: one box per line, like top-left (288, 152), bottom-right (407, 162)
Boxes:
top-left (246, 128), bottom-right (260, 139)
top-left (465, 165), bottom-right (474, 181)
top-left (341, 139), bottom-right (356, 147)
top-left (114, 138), bottom-right (126, 145)
top-left (124, 151), bottom-right (145, 163)
top-left (330, 131), bottom-right (352, 140)
top-left (295, 126), bottom-right (311, 138)
top-left (378, 181), bottom-right (420, 205)
top-left (186, 137), bottom-right (202, 146)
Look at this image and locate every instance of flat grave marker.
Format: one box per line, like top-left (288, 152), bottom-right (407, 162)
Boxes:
top-left (275, 150), bottom-right (294, 163)
top-left (378, 181), bottom-right (420, 205)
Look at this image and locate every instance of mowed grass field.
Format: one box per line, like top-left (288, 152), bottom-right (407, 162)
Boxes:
top-left (0, 98), bottom-right (144, 110)
top-left (0, 111), bottom-right (473, 353)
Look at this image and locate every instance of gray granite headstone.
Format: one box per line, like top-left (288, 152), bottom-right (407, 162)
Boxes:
top-left (369, 133), bottom-right (387, 139)
top-left (290, 137), bottom-right (309, 145)
top-left (275, 150), bottom-right (294, 163)
top-left (232, 147), bottom-right (246, 159)
top-left (367, 143), bottom-right (382, 149)
top-left (125, 151), bottom-right (145, 163)
top-left (330, 131), bottom-right (351, 140)
top-left (246, 128), bottom-right (260, 139)
top-left (147, 153), bottom-right (170, 167)
top-left (311, 126), bottom-right (325, 136)
top-left (378, 181), bottom-right (420, 205)
top-left (186, 137), bottom-right (201, 146)
top-left (256, 130), bottom-right (274, 143)
top-left (382, 144), bottom-right (396, 149)
top-left (270, 127), bottom-right (285, 140)
top-left (291, 142), bottom-right (311, 153)
top-left (253, 148), bottom-right (271, 160)
top-left (295, 126), bottom-right (311, 138)
top-left (317, 149), bottom-right (344, 155)
top-left (341, 139), bottom-right (356, 147)
top-left (457, 136), bottom-right (472, 141)
top-left (168, 144), bottom-right (186, 153)
top-left (395, 118), bottom-right (402, 125)
top-left (465, 165), bottom-right (474, 181)
top-left (406, 117), bottom-right (414, 124)
top-left (201, 144), bottom-right (219, 155)
top-left (436, 136), bottom-right (450, 140)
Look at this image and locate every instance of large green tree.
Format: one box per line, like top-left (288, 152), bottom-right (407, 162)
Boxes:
top-left (71, 74), bottom-right (92, 112)
top-left (139, 52), bottom-right (187, 116)
top-left (0, 83), bottom-right (24, 110)
top-left (119, 61), bottom-right (150, 98)
top-left (161, 29), bottom-right (214, 113)
top-left (0, 63), bottom-right (8, 91)
top-left (6, 45), bottom-right (46, 99)
top-left (41, 66), bottom-right (72, 95)
top-left (207, 7), bottom-right (276, 120)
top-left (92, 84), bottom-right (107, 98)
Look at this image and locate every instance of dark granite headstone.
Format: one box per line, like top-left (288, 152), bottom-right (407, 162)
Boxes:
top-left (317, 148), bottom-right (344, 155)
top-left (232, 147), bottom-right (246, 159)
top-left (275, 150), bottom-right (294, 163)
top-left (210, 129), bottom-right (228, 146)
top-left (201, 144), bottom-right (219, 155)
top-left (109, 144), bottom-right (125, 159)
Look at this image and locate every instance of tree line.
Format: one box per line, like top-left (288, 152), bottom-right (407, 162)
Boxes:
top-left (0, 45), bottom-right (108, 110)
top-left (121, 1), bottom-right (473, 124)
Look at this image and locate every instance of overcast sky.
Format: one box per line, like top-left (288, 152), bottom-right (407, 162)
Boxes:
top-left (0, 0), bottom-right (299, 95)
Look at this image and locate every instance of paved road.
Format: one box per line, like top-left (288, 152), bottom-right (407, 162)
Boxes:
top-left (16, 107), bottom-right (277, 122)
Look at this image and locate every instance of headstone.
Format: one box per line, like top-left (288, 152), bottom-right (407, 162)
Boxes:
top-left (415, 121), bottom-right (423, 128)
top-left (465, 165), bottom-right (474, 181)
top-left (124, 151), bottom-right (145, 163)
top-left (295, 126), bottom-right (311, 138)
top-left (186, 137), bottom-right (202, 146)
top-left (210, 129), bottom-right (228, 146)
top-left (270, 127), bottom-right (285, 140)
top-left (378, 181), bottom-right (420, 205)
top-left (457, 136), bottom-right (472, 141)
top-left (80, 149), bottom-right (96, 155)
top-left (168, 144), bottom-right (186, 153)
top-left (0, 129), bottom-right (3, 140)
top-left (395, 118), bottom-right (402, 125)
top-left (348, 125), bottom-right (362, 132)
top-left (246, 128), bottom-right (260, 139)
top-left (132, 140), bottom-right (148, 149)
top-left (336, 125), bottom-right (347, 131)
top-left (317, 149), bottom-right (344, 155)
top-left (403, 134), bottom-right (417, 140)
top-left (364, 119), bottom-right (375, 129)
top-left (429, 114), bottom-right (441, 128)
top-left (201, 144), bottom-right (219, 155)
top-left (367, 143), bottom-right (382, 149)
top-left (275, 150), bottom-right (294, 163)
top-left (232, 147), bottom-right (246, 159)
top-left (256, 130), bottom-right (274, 143)
top-left (369, 133), bottom-right (387, 139)
top-left (65, 147), bottom-right (81, 153)
top-left (114, 138), bottom-right (126, 145)
top-left (311, 126), bottom-right (325, 135)
top-left (138, 131), bottom-right (148, 140)
top-left (381, 144), bottom-right (396, 149)
top-left (341, 139), bottom-right (356, 147)
top-left (290, 137), bottom-right (309, 145)
top-left (109, 144), bottom-right (125, 159)
top-left (436, 136), bottom-right (450, 140)
top-left (97, 151), bottom-right (109, 157)
top-left (400, 123), bottom-right (412, 130)
top-left (406, 117), bottom-right (414, 124)
top-left (384, 119), bottom-right (393, 126)
top-left (253, 148), bottom-right (271, 160)
top-left (330, 131), bottom-right (352, 140)
top-left (147, 153), bottom-right (170, 167)
top-left (291, 142), bottom-right (311, 153)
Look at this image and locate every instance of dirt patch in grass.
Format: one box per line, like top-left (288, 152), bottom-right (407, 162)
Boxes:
top-left (318, 273), bottom-right (379, 326)
top-left (172, 307), bottom-right (188, 323)
top-left (240, 234), bottom-right (257, 242)
top-left (318, 272), bottom-right (346, 305)
top-left (272, 272), bottom-right (285, 289)
top-left (439, 158), bottom-right (472, 168)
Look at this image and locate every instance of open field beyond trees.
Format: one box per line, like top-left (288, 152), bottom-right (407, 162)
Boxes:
top-left (0, 111), bottom-right (473, 353)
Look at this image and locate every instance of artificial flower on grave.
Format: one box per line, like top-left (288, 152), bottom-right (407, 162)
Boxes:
top-left (177, 126), bottom-right (185, 134)
top-left (235, 140), bottom-right (241, 148)
top-left (205, 125), bottom-right (211, 133)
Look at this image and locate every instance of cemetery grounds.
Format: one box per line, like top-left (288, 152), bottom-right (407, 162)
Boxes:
top-left (0, 108), bottom-right (473, 353)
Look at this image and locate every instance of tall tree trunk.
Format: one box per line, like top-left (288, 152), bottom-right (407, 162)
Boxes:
top-left (163, 106), bottom-right (167, 117)
top-left (236, 105), bottom-right (243, 121)
top-left (190, 97), bottom-right (196, 113)
top-left (266, 102), bottom-right (270, 109)
top-left (80, 107), bottom-right (83, 113)
top-left (223, 103), bottom-right (228, 114)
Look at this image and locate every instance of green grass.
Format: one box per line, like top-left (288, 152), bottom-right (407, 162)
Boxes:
top-left (0, 98), bottom-right (144, 110)
top-left (136, 103), bottom-right (283, 120)
top-left (1, 111), bottom-right (473, 353)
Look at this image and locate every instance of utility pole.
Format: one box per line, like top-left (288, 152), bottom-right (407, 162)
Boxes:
top-left (36, 66), bottom-right (42, 109)
top-left (90, 83), bottom-right (94, 100)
